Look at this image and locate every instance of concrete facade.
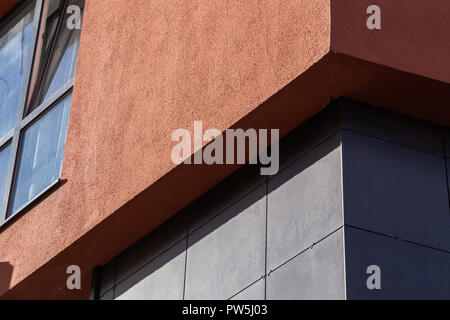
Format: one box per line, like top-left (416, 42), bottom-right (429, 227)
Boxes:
top-left (98, 99), bottom-right (450, 300)
top-left (0, 1), bottom-right (449, 299)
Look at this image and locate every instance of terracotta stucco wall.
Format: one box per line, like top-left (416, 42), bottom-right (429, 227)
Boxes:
top-left (0, 0), bottom-right (449, 299)
top-left (0, 0), bottom-right (19, 18)
top-left (0, 0), bottom-right (331, 297)
top-left (332, 0), bottom-right (450, 84)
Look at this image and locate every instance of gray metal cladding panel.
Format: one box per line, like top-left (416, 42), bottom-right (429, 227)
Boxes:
top-left (115, 240), bottom-right (187, 300)
top-left (185, 184), bottom-right (267, 300)
top-left (345, 227), bottom-right (450, 300)
top-left (277, 105), bottom-right (341, 172)
top-left (96, 101), bottom-right (449, 301)
top-left (116, 212), bottom-right (188, 284)
top-left (187, 164), bottom-right (266, 235)
top-left (99, 259), bottom-right (116, 296)
top-left (99, 289), bottom-right (114, 300)
top-left (339, 99), bottom-right (444, 156)
top-left (267, 134), bottom-right (343, 271)
top-left (230, 279), bottom-right (265, 300)
top-left (445, 128), bottom-right (450, 158)
top-left (342, 130), bottom-right (450, 251)
top-left (447, 158), bottom-right (450, 191)
top-left (266, 229), bottom-right (345, 300)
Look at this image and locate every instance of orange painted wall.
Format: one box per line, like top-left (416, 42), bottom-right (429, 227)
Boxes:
top-left (0, 0), bottom-right (19, 18)
top-left (331, 0), bottom-right (450, 84)
top-left (0, 0), bottom-right (331, 297)
top-left (0, 0), bottom-right (448, 299)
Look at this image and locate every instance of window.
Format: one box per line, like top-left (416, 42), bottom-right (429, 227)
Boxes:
top-left (0, 0), bottom-right (84, 225)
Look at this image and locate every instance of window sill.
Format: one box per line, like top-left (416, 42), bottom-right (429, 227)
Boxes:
top-left (0, 177), bottom-right (64, 231)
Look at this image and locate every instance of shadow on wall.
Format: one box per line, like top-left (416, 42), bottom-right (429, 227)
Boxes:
top-left (0, 262), bottom-right (13, 296)
top-left (103, 106), bottom-right (341, 300)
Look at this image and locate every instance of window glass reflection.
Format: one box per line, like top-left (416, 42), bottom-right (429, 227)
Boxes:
top-left (0, 144), bottom-right (11, 209)
top-left (10, 94), bottom-right (71, 215)
top-left (27, 0), bottom-right (84, 113)
top-left (0, 2), bottom-right (35, 137)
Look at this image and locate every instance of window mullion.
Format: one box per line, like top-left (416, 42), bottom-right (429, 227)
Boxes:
top-left (0, 129), bottom-right (13, 151)
top-left (0, 0), bottom-right (45, 226)
top-left (22, 77), bottom-right (74, 129)
top-left (32, 0), bottom-right (69, 110)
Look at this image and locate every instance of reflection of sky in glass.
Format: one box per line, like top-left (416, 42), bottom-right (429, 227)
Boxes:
top-left (42, 41), bottom-right (79, 102)
top-left (0, 9), bottom-right (34, 138)
top-left (0, 144), bottom-right (11, 208)
top-left (10, 94), bottom-right (71, 215)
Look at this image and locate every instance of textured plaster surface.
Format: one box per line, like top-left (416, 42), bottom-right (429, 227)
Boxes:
top-left (0, 0), bottom-right (331, 298)
top-left (0, 0), bottom-right (19, 18)
top-left (331, 0), bottom-right (450, 83)
top-left (0, 0), bottom-right (449, 299)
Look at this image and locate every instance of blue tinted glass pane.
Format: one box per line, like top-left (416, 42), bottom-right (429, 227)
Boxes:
top-left (37, 0), bottom-right (84, 106)
top-left (42, 39), bottom-right (79, 102)
top-left (0, 144), bottom-right (11, 208)
top-left (0, 3), bottom-right (35, 138)
top-left (10, 94), bottom-right (71, 214)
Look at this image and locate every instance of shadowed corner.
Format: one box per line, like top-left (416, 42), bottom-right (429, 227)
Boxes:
top-left (108, 107), bottom-right (341, 300)
top-left (0, 262), bottom-right (13, 297)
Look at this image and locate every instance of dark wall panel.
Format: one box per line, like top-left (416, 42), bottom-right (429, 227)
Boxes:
top-left (345, 227), bottom-right (450, 300)
top-left (342, 130), bottom-right (450, 251)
